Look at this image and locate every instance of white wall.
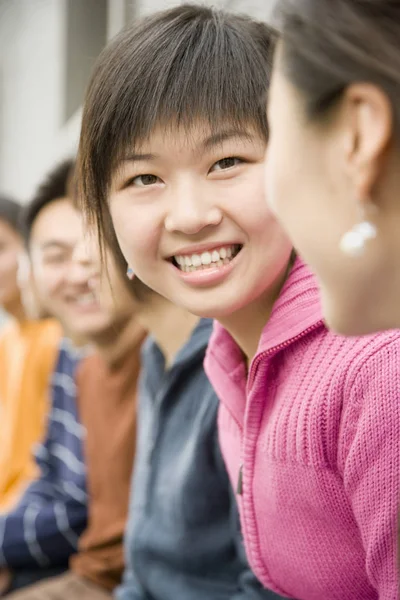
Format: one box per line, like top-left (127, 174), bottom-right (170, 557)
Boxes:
top-left (0, 0), bottom-right (66, 202)
top-left (133, 0), bottom-right (277, 19)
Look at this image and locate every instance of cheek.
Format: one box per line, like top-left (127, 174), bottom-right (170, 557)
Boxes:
top-left (0, 253), bottom-right (18, 278)
top-left (265, 131), bottom-right (296, 219)
top-left (40, 271), bottom-right (65, 300)
top-left (110, 203), bottom-right (160, 267)
top-left (238, 178), bottom-right (284, 241)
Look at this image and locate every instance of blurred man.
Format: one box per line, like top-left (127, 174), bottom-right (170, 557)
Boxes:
top-left (0, 161), bottom-right (145, 598)
top-left (0, 196), bottom-right (61, 513)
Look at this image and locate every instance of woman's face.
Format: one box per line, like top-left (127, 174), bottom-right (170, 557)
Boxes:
top-left (266, 42), bottom-right (400, 335)
top-left (107, 123), bottom-right (292, 323)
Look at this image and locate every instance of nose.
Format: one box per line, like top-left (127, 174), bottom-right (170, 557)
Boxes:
top-left (164, 181), bottom-right (222, 235)
top-left (66, 261), bottom-right (92, 287)
top-left (67, 239), bottom-right (98, 285)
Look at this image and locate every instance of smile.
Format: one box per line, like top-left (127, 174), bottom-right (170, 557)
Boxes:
top-left (172, 244), bottom-right (242, 273)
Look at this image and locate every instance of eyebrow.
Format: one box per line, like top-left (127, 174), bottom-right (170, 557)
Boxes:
top-left (40, 241), bottom-right (73, 251)
top-left (120, 153), bottom-right (158, 164)
top-left (201, 129), bottom-right (255, 151)
top-left (119, 129), bottom-right (255, 165)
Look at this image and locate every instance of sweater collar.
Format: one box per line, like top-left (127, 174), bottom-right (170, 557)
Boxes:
top-left (208, 258), bottom-right (324, 370)
top-left (256, 257), bottom-right (324, 356)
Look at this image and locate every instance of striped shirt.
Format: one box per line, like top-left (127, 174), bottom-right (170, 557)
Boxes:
top-left (0, 339), bottom-right (88, 568)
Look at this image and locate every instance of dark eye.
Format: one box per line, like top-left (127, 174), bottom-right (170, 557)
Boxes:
top-left (210, 157), bottom-right (241, 172)
top-left (131, 174), bottom-right (161, 187)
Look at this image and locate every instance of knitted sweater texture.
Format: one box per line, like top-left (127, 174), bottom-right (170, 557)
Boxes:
top-left (205, 259), bottom-right (400, 600)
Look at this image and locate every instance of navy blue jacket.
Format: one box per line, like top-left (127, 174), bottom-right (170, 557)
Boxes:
top-left (116, 319), bottom-right (282, 600)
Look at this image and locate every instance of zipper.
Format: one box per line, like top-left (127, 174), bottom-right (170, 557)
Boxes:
top-left (238, 321), bottom-right (324, 498)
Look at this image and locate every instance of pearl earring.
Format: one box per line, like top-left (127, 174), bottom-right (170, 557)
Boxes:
top-left (339, 220), bottom-right (377, 257)
top-left (126, 267), bottom-right (135, 280)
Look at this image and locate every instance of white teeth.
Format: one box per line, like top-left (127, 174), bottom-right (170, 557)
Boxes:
top-left (174, 244), bottom-right (240, 272)
top-left (76, 293), bottom-right (95, 306)
top-left (201, 252), bottom-right (212, 265)
top-left (192, 254), bottom-right (202, 267)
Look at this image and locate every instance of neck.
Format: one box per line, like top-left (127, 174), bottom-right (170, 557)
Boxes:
top-left (93, 316), bottom-right (144, 368)
top-left (6, 297), bottom-right (26, 323)
top-left (219, 259), bottom-right (292, 364)
top-left (137, 295), bottom-right (200, 367)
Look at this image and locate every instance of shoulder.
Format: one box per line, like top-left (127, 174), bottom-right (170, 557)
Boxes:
top-left (339, 329), bottom-right (400, 393)
top-left (36, 319), bottom-right (62, 344)
top-left (336, 330), bottom-right (400, 461)
top-left (75, 352), bottom-right (104, 380)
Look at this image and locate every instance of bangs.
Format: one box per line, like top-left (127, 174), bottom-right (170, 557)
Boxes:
top-left (79, 4), bottom-right (271, 215)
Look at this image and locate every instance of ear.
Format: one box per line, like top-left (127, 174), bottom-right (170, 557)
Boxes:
top-left (342, 83), bottom-right (393, 208)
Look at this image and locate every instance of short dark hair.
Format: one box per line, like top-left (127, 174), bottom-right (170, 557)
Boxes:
top-left (0, 195), bottom-right (22, 233)
top-left (274, 0), bottom-right (400, 130)
top-left (21, 159), bottom-right (75, 246)
top-left (77, 4), bottom-right (272, 266)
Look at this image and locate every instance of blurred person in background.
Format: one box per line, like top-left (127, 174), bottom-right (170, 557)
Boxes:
top-left (114, 261), bottom-right (283, 600)
top-left (0, 161), bottom-right (89, 595)
top-left (0, 160), bottom-right (145, 599)
top-left (5, 205), bottom-right (146, 600)
top-left (0, 195), bottom-right (61, 514)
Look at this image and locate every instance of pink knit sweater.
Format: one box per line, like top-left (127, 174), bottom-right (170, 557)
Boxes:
top-left (205, 259), bottom-right (400, 600)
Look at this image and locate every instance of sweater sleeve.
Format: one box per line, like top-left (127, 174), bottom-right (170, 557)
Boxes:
top-left (340, 338), bottom-right (400, 599)
top-left (0, 419), bottom-right (87, 569)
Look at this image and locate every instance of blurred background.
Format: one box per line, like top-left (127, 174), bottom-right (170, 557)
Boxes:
top-left (0, 0), bottom-right (276, 325)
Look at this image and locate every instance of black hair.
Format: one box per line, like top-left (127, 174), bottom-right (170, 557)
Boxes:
top-left (21, 159), bottom-right (75, 246)
top-left (0, 195), bottom-right (22, 233)
top-left (274, 0), bottom-right (400, 130)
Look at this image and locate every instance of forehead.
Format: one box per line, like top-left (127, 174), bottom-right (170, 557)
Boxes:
top-left (30, 198), bottom-right (82, 248)
top-left (145, 122), bottom-right (262, 149)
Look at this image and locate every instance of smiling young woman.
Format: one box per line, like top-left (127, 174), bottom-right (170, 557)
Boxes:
top-left (77, 5), bottom-right (400, 599)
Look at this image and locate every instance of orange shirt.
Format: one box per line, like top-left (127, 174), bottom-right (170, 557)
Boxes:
top-left (0, 318), bottom-right (62, 512)
top-left (71, 327), bottom-right (146, 591)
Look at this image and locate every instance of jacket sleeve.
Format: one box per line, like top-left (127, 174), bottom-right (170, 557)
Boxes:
top-left (0, 422), bottom-right (87, 569)
top-left (339, 336), bottom-right (400, 599)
